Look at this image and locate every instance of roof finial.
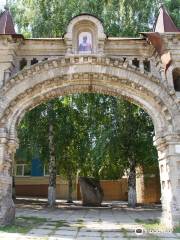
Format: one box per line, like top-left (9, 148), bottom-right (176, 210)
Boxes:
top-left (0, 1), bottom-right (16, 35)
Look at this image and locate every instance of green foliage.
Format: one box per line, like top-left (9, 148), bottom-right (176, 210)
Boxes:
top-left (16, 94), bottom-right (158, 180)
top-left (9, 0), bottom-right (179, 38)
top-left (164, 0), bottom-right (180, 28)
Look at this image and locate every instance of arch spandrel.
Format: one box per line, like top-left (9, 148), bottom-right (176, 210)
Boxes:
top-left (0, 55), bottom-right (179, 140)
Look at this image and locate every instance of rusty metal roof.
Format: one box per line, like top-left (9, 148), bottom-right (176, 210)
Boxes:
top-left (0, 8), bottom-right (16, 34)
top-left (154, 5), bottom-right (180, 33)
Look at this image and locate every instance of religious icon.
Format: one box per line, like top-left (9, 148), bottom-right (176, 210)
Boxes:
top-left (78, 32), bottom-right (92, 53)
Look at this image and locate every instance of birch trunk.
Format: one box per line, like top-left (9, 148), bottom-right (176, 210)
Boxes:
top-left (12, 176), bottom-right (16, 200)
top-left (67, 174), bottom-right (73, 203)
top-left (48, 123), bottom-right (56, 207)
top-left (128, 159), bottom-right (137, 208)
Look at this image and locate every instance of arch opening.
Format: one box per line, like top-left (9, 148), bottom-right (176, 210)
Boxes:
top-left (14, 92), bottom-right (160, 208)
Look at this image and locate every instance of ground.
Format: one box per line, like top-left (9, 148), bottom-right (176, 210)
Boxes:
top-left (0, 199), bottom-right (179, 239)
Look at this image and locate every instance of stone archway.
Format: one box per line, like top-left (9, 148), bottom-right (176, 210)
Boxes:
top-left (0, 56), bottom-right (180, 228)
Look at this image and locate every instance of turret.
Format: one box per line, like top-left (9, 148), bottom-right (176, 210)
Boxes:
top-left (154, 5), bottom-right (179, 33)
top-left (0, 7), bottom-right (16, 34)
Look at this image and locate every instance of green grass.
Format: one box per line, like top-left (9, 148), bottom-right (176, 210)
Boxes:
top-left (121, 227), bottom-right (131, 239)
top-left (135, 218), bottom-right (162, 231)
top-left (135, 218), bottom-right (180, 234)
top-left (0, 216), bottom-right (47, 234)
top-left (173, 225), bottom-right (180, 233)
top-left (54, 220), bottom-right (69, 228)
top-left (146, 237), bottom-right (161, 240)
top-left (74, 219), bottom-right (84, 229)
top-left (77, 219), bottom-right (84, 223)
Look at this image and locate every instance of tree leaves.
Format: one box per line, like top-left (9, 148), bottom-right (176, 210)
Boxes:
top-left (9, 0), bottom-right (179, 37)
top-left (16, 94), bottom-right (158, 180)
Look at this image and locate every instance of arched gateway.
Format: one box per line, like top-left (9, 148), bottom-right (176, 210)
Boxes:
top-left (0, 7), bottom-right (180, 228)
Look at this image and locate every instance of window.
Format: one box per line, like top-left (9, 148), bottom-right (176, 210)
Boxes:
top-left (173, 68), bottom-right (180, 92)
top-left (31, 58), bottom-right (38, 65)
top-left (16, 164), bottom-right (31, 176)
top-left (132, 58), bottom-right (139, 68)
top-left (143, 59), bottom-right (151, 72)
top-left (20, 58), bottom-right (27, 70)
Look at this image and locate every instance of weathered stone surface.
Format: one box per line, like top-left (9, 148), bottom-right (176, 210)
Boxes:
top-left (0, 13), bottom-right (179, 228)
top-left (0, 187), bottom-right (15, 225)
top-left (79, 177), bottom-right (104, 206)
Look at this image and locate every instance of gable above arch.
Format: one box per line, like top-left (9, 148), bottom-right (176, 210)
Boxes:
top-left (64, 14), bottom-right (106, 55)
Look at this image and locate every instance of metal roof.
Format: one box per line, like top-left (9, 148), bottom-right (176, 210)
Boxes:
top-left (154, 5), bottom-right (180, 33)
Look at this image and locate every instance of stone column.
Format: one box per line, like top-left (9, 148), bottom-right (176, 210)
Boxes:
top-left (154, 133), bottom-right (180, 229)
top-left (0, 128), bottom-right (16, 225)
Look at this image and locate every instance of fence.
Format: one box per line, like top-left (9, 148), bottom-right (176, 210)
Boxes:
top-left (15, 175), bottom-right (160, 203)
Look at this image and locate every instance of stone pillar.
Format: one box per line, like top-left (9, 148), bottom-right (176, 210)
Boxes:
top-left (154, 134), bottom-right (180, 229)
top-left (0, 128), bottom-right (16, 225)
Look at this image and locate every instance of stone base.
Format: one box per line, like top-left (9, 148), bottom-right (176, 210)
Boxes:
top-left (0, 198), bottom-right (15, 226)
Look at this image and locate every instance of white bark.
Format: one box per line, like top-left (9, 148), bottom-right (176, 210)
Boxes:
top-left (48, 122), bottom-right (56, 207)
top-left (128, 159), bottom-right (137, 208)
top-left (67, 177), bottom-right (73, 203)
top-left (48, 186), bottom-right (56, 207)
top-left (128, 186), bottom-right (137, 208)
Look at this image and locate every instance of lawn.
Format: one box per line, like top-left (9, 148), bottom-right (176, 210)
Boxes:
top-left (0, 216), bottom-right (47, 234)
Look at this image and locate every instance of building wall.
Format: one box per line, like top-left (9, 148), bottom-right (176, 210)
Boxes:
top-left (15, 176), bottom-right (77, 199)
top-left (15, 176), bottom-right (160, 203)
top-left (77, 179), bottom-right (128, 201)
top-left (136, 175), bottom-right (161, 204)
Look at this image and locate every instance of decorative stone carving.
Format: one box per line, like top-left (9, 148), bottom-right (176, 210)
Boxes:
top-left (64, 14), bottom-right (106, 55)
